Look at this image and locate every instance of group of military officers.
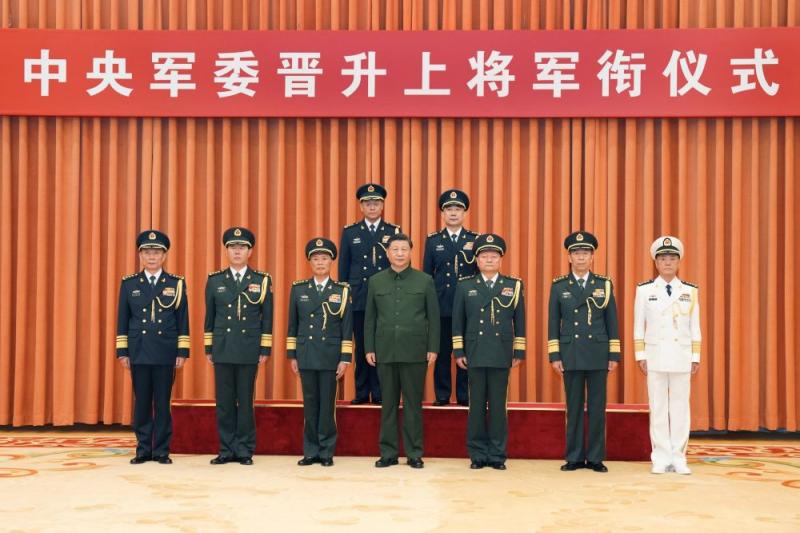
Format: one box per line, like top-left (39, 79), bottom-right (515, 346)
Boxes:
top-left (117, 183), bottom-right (700, 475)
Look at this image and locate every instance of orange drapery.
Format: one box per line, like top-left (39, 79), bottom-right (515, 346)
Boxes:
top-left (0, 0), bottom-right (797, 431)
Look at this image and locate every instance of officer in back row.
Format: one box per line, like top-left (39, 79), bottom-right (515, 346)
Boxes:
top-left (117, 230), bottom-right (190, 465)
top-left (548, 231), bottom-right (620, 473)
top-left (339, 183), bottom-right (401, 405)
top-left (204, 227), bottom-right (273, 466)
top-left (287, 238), bottom-right (353, 467)
top-left (423, 189), bottom-right (478, 406)
top-left (452, 234), bottom-right (525, 470)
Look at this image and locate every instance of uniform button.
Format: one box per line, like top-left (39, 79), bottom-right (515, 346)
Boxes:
top-left (243, 305), bottom-right (247, 309)
top-left (574, 321), bottom-right (578, 326)
top-left (310, 325), bottom-right (314, 329)
top-left (158, 331), bottom-right (162, 335)
top-left (363, 278), bottom-right (367, 281)
top-left (446, 273), bottom-right (450, 277)
top-left (309, 336), bottom-right (313, 340)
top-left (481, 309), bottom-right (485, 313)
top-left (446, 262), bottom-right (451, 266)
top-left (226, 328), bottom-right (231, 332)
top-left (228, 304), bottom-right (232, 308)
top-left (158, 320), bottom-right (162, 324)
top-left (142, 330), bottom-right (147, 335)
top-left (142, 308), bottom-right (146, 312)
top-left (479, 331), bottom-right (483, 335)
top-left (575, 334), bottom-right (579, 338)
top-left (242, 329), bottom-right (246, 333)
top-left (446, 284), bottom-right (450, 288)
top-left (310, 314), bottom-right (315, 318)
top-left (142, 319), bottom-right (146, 323)
top-left (363, 267), bottom-right (367, 270)
top-left (228, 316), bottom-right (232, 320)
top-left (480, 320), bottom-right (484, 323)
top-left (242, 317), bottom-right (246, 321)
top-left (588, 334), bottom-right (592, 338)
top-left (322, 337), bottom-right (326, 340)
top-left (364, 255), bottom-right (368, 258)
top-left (574, 309), bottom-right (578, 314)
top-left (496, 333), bottom-right (500, 336)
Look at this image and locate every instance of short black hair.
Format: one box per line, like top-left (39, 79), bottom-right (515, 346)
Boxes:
top-left (387, 233), bottom-right (413, 249)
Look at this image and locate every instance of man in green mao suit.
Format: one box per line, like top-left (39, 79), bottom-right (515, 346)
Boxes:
top-left (548, 231), bottom-right (620, 473)
top-left (205, 227), bottom-right (273, 466)
top-left (364, 233), bottom-right (440, 469)
top-left (287, 238), bottom-right (353, 467)
top-left (452, 234), bottom-right (525, 470)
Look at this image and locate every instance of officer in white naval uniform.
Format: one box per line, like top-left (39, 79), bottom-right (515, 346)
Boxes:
top-left (634, 236), bottom-right (701, 475)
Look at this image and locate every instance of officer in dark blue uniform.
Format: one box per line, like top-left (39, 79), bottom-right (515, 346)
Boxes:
top-left (338, 183), bottom-right (401, 405)
top-left (548, 231), bottom-right (620, 473)
top-left (116, 230), bottom-right (189, 464)
top-left (422, 189), bottom-right (478, 406)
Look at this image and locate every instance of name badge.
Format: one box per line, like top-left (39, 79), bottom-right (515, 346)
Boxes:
top-left (248, 283), bottom-right (261, 293)
top-left (300, 295), bottom-right (310, 301)
top-left (329, 294), bottom-right (341, 303)
top-left (561, 292), bottom-right (572, 299)
top-left (648, 295), bottom-right (658, 301)
top-left (435, 244), bottom-right (445, 251)
top-left (217, 286), bottom-right (226, 293)
top-left (467, 289), bottom-right (478, 296)
top-left (162, 287), bottom-right (176, 297)
top-left (501, 287), bottom-right (514, 297)
top-left (352, 237), bottom-right (361, 244)
top-left (131, 289), bottom-right (141, 297)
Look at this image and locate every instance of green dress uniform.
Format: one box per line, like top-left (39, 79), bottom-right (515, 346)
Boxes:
top-left (452, 234), bottom-right (525, 468)
top-left (422, 189), bottom-right (478, 405)
top-left (116, 230), bottom-right (190, 463)
top-left (287, 238), bottom-right (354, 462)
top-left (204, 228), bottom-right (273, 463)
top-left (548, 232), bottom-right (620, 468)
top-left (364, 264), bottom-right (440, 462)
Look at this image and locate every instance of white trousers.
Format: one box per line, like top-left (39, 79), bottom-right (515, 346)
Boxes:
top-left (646, 370), bottom-right (691, 468)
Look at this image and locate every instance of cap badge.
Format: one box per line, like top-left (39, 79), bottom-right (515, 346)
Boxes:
top-left (367, 185), bottom-right (375, 192)
top-left (576, 233), bottom-right (584, 242)
top-left (486, 235), bottom-right (495, 243)
top-left (449, 191), bottom-right (457, 198)
top-left (663, 237), bottom-right (672, 246)
top-left (148, 232), bottom-right (156, 240)
top-left (234, 228), bottom-right (242, 237)
top-left (316, 239), bottom-right (323, 246)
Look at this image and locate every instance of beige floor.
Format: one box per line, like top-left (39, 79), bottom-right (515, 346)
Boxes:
top-left (0, 434), bottom-right (799, 532)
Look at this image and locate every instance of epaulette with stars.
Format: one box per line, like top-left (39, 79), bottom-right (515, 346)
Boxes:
top-left (292, 278), bottom-right (310, 286)
top-left (344, 222), bottom-right (360, 229)
top-left (334, 280), bottom-right (350, 287)
top-left (428, 230), bottom-right (439, 237)
top-left (208, 269), bottom-right (225, 277)
top-left (504, 274), bottom-right (522, 282)
top-left (251, 270), bottom-right (271, 278)
top-left (552, 274), bottom-right (568, 283)
top-left (638, 279), bottom-right (654, 286)
top-left (167, 273), bottom-right (184, 280)
top-left (458, 274), bottom-right (476, 282)
top-left (683, 281), bottom-right (698, 288)
top-left (122, 272), bottom-right (138, 281)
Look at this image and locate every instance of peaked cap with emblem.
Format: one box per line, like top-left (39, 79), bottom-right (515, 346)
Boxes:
top-left (137, 229), bottom-right (170, 251)
top-left (564, 231), bottom-right (598, 252)
top-left (305, 237), bottom-right (338, 260)
top-left (223, 226), bottom-right (255, 248)
top-left (356, 183), bottom-right (387, 202)
top-left (650, 235), bottom-right (684, 259)
top-left (474, 233), bottom-right (506, 256)
top-left (438, 188), bottom-right (470, 211)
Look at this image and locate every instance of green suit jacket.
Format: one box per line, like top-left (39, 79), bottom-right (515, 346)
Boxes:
top-left (452, 273), bottom-right (526, 368)
top-left (286, 279), bottom-right (354, 371)
top-left (364, 266), bottom-right (440, 363)
top-left (547, 272), bottom-right (620, 371)
top-left (204, 267), bottom-right (273, 364)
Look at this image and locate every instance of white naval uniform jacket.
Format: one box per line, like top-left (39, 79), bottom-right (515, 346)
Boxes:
top-left (633, 277), bottom-right (701, 373)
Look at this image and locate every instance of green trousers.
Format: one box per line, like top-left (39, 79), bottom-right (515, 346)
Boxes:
top-left (467, 367), bottom-right (510, 463)
top-left (214, 363), bottom-right (258, 459)
top-left (376, 362), bottom-right (427, 459)
top-left (299, 369), bottom-right (338, 459)
top-left (563, 370), bottom-right (608, 463)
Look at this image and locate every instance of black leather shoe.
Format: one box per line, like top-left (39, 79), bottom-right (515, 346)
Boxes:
top-left (130, 455), bottom-right (150, 464)
top-left (490, 462), bottom-right (506, 470)
top-left (350, 398), bottom-right (369, 405)
top-left (407, 458), bottom-right (424, 469)
top-left (371, 399), bottom-right (382, 405)
top-left (155, 456), bottom-right (172, 464)
top-left (297, 456), bottom-right (318, 466)
top-left (587, 461), bottom-right (608, 472)
top-left (560, 461), bottom-right (584, 471)
top-left (457, 400), bottom-right (469, 407)
top-left (375, 457), bottom-right (399, 468)
top-left (239, 457), bottom-right (254, 465)
top-left (210, 455), bottom-right (232, 465)
top-left (320, 458), bottom-right (334, 467)
top-left (470, 460), bottom-right (486, 469)
top-left (432, 399), bottom-right (449, 406)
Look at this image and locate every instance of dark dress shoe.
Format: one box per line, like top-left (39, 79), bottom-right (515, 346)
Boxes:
top-left (432, 399), bottom-right (449, 406)
top-left (297, 456), bottom-right (318, 466)
top-left (490, 462), bottom-right (506, 470)
top-left (210, 455), bottom-right (232, 465)
top-left (371, 399), bottom-right (382, 405)
top-left (375, 457), bottom-right (399, 468)
top-left (130, 456), bottom-right (150, 464)
top-left (155, 456), bottom-right (173, 464)
top-left (320, 458), bottom-right (334, 467)
top-left (560, 461), bottom-right (584, 471)
top-left (239, 457), bottom-right (254, 465)
top-left (350, 398), bottom-right (369, 405)
top-left (407, 458), bottom-right (425, 469)
top-left (587, 461), bottom-right (608, 472)
top-left (457, 400), bottom-right (469, 407)
top-left (470, 460), bottom-right (486, 469)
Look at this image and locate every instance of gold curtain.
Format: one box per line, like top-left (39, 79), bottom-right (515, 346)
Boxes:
top-left (0, 0), bottom-right (798, 431)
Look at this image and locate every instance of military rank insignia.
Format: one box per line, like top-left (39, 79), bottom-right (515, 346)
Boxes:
top-left (382, 235), bottom-right (390, 243)
top-left (649, 295), bottom-right (658, 301)
top-left (131, 289), bottom-right (141, 297)
top-left (248, 284), bottom-right (261, 293)
top-left (679, 294), bottom-right (691, 302)
top-left (463, 242), bottom-right (474, 250)
top-left (329, 294), bottom-right (341, 303)
top-left (592, 288), bottom-right (605, 298)
top-left (501, 287), bottom-right (514, 297)
top-left (162, 287), bottom-right (176, 297)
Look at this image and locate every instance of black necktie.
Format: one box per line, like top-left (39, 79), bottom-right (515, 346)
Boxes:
top-left (369, 224), bottom-right (376, 234)
top-left (578, 278), bottom-right (585, 289)
top-left (235, 272), bottom-right (242, 288)
top-left (666, 284), bottom-right (672, 297)
top-left (317, 283), bottom-right (324, 293)
top-left (149, 275), bottom-right (157, 288)
top-left (486, 279), bottom-right (494, 289)
top-left (451, 233), bottom-right (458, 244)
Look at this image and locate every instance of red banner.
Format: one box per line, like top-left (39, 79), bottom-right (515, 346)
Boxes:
top-left (0, 28), bottom-right (797, 118)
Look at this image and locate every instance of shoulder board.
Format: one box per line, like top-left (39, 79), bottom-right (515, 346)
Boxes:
top-left (504, 274), bottom-right (521, 282)
top-left (458, 274), bottom-right (476, 282)
top-left (464, 228), bottom-right (479, 236)
top-left (552, 275), bottom-right (568, 283)
top-left (638, 279), bottom-right (654, 286)
top-left (333, 280), bottom-right (350, 288)
top-left (251, 270), bottom-right (270, 278)
top-left (208, 269), bottom-right (225, 277)
top-left (167, 273), bottom-right (184, 280)
top-left (427, 230), bottom-right (439, 237)
top-left (683, 281), bottom-right (698, 288)
top-left (593, 273), bottom-right (609, 280)
top-left (292, 279), bottom-right (310, 286)
top-left (344, 222), bottom-right (360, 229)
top-left (122, 272), bottom-right (138, 281)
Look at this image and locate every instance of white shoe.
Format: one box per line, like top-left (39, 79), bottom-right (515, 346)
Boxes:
top-left (651, 464), bottom-right (668, 474)
top-left (673, 464), bottom-right (692, 475)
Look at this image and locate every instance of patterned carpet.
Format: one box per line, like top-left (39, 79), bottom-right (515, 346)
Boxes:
top-left (0, 432), bottom-right (798, 532)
